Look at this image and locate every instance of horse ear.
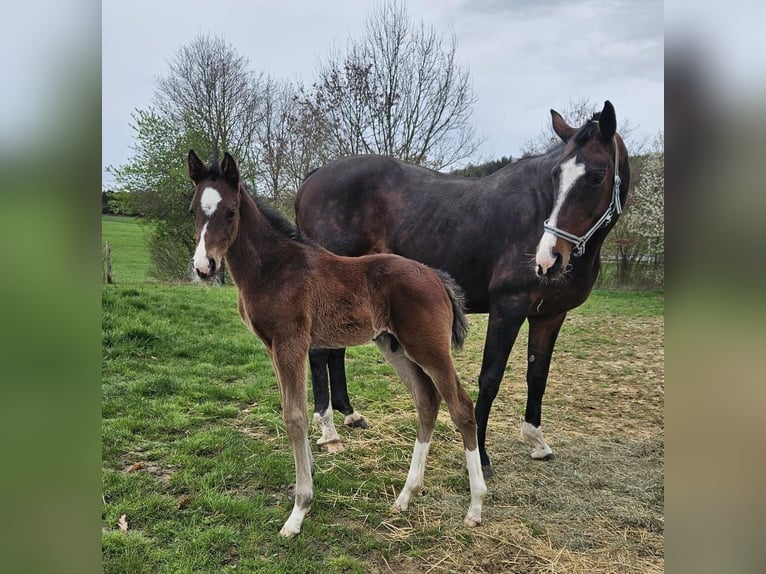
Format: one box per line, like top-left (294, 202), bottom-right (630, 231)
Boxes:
top-left (188, 149), bottom-right (206, 183)
top-left (551, 109), bottom-right (576, 142)
top-left (221, 152), bottom-right (240, 186)
top-left (599, 101), bottom-right (617, 141)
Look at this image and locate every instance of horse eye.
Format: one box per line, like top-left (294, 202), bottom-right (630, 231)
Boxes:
top-left (188, 207), bottom-right (194, 218)
top-left (591, 171), bottom-right (606, 184)
top-left (226, 208), bottom-right (237, 221)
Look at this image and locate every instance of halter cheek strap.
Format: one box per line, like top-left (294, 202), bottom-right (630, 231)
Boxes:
top-left (542, 137), bottom-right (622, 258)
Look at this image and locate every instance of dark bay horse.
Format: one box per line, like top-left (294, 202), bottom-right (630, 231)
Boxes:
top-left (187, 150), bottom-right (486, 536)
top-left (295, 101), bottom-right (630, 478)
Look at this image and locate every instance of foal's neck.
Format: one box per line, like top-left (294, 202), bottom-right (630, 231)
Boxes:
top-left (225, 189), bottom-right (309, 288)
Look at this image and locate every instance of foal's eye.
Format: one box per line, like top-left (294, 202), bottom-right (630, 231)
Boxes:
top-left (226, 207), bottom-right (237, 221)
top-left (590, 171), bottom-right (607, 184)
top-left (188, 207), bottom-right (194, 218)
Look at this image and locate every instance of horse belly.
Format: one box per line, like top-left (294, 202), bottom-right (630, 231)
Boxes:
top-left (309, 315), bottom-right (376, 350)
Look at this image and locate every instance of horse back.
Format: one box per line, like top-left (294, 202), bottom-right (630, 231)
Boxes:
top-left (295, 155), bottom-right (538, 312)
top-left (296, 155), bottom-right (408, 256)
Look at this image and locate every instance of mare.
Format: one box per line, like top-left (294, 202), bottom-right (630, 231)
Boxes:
top-left (187, 150), bottom-right (486, 537)
top-left (295, 101), bottom-right (630, 478)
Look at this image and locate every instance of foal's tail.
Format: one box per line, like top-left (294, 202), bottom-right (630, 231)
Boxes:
top-left (435, 270), bottom-right (468, 350)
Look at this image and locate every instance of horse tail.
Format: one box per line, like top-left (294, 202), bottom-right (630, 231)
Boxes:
top-left (435, 270), bottom-right (468, 350)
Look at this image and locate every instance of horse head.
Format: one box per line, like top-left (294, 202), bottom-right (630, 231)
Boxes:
top-left (188, 150), bottom-right (242, 280)
top-left (535, 100), bottom-right (629, 280)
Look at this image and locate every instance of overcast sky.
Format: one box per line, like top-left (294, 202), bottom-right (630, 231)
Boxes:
top-left (102, 0), bottom-right (664, 187)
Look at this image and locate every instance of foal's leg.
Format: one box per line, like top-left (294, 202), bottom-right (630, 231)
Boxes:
top-left (418, 356), bottom-right (487, 527)
top-left (273, 340), bottom-right (314, 537)
top-left (373, 336), bottom-right (439, 513)
top-left (309, 349), bottom-right (344, 452)
top-left (392, 333), bottom-right (487, 527)
top-left (522, 312), bottom-right (566, 460)
top-left (328, 349), bottom-right (368, 429)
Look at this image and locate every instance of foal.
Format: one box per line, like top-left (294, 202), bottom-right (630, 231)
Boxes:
top-left (187, 150), bottom-right (486, 537)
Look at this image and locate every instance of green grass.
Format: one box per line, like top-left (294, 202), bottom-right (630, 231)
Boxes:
top-left (103, 283), bottom-right (664, 573)
top-left (101, 214), bottom-right (664, 571)
top-left (102, 216), bottom-right (154, 283)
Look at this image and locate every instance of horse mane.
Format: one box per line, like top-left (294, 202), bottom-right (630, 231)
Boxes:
top-left (573, 111), bottom-right (602, 146)
top-left (519, 111), bottom-right (604, 160)
top-left (251, 192), bottom-right (313, 245)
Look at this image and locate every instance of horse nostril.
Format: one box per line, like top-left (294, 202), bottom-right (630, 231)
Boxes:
top-left (209, 258), bottom-right (217, 275)
top-left (536, 264), bottom-right (544, 277)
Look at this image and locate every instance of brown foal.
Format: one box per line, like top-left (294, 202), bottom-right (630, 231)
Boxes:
top-left (187, 150), bottom-right (486, 537)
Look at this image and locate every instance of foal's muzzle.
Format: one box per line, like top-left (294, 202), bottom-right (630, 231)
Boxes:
top-left (196, 258), bottom-right (217, 280)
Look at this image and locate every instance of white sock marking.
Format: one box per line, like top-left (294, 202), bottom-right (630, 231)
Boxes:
top-left (521, 422), bottom-right (554, 459)
top-left (464, 447), bottom-right (487, 526)
top-left (395, 439), bottom-right (430, 511)
top-left (313, 408), bottom-right (341, 445)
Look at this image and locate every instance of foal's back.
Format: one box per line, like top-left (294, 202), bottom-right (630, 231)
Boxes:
top-left (308, 250), bottom-right (453, 351)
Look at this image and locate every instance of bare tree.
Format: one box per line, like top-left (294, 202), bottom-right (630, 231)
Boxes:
top-left (253, 78), bottom-right (328, 214)
top-left (303, 0), bottom-right (480, 169)
top-left (155, 33), bottom-right (264, 177)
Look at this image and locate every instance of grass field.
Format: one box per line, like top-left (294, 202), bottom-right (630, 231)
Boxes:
top-left (102, 215), bottom-right (154, 283)
top-left (101, 215), bottom-right (664, 572)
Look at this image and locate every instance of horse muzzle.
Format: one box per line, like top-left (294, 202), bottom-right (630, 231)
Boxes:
top-left (195, 257), bottom-right (218, 280)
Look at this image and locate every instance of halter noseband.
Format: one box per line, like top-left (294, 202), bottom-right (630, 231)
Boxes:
top-left (542, 136), bottom-right (622, 258)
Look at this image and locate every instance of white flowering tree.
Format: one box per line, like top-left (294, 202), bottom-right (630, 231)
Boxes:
top-left (603, 131), bottom-right (664, 287)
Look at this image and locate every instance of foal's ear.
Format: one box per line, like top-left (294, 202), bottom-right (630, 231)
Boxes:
top-left (188, 149), bottom-right (206, 183)
top-left (599, 100), bottom-right (617, 142)
top-left (221, 152), bottom-right (240, 186)
top-left (551, 109), bottom-right (576, 142)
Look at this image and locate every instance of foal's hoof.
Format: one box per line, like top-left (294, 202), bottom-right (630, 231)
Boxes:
top-left (532, 452), bottom-right (555, 461)
top-left (481, 465), bottom-right (494, 480)
top-left (319, 440), bottom-right (345, 453)
top-left (344, 412), bottom-right (368, 429)
top-left (463, 515), bottom-right (482, 528)
top-left (279, 525), bottom-right (299, 538)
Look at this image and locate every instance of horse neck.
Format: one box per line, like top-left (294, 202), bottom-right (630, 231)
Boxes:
top-left (225, 189), bottom-right (307, 288)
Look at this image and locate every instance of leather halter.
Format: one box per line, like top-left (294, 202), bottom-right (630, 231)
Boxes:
top-left (542, 136), bottom-right (622, 257)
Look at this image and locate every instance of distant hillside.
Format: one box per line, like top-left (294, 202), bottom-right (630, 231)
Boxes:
top-left (450, 156), bottom-right (514, 177)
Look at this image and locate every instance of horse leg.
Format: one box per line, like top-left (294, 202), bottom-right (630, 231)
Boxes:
top-left (328, 348), bottom-right (368, 429)
top-left (475, 303), bottom-right (527, 479)
top-left (389, 333), bottom-right (487, 527)
top-left (373, 335), bottom-right (439, 513)
top-left (522, 312), bottom-right (566, 460)
top-left (309, 349), bottom-right (344, 453)
top-left (425, 362), bottom-right (486, 527)
top-left (272, 339), bottom-right (314, 537)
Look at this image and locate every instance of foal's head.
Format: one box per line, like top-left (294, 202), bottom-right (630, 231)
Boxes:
top-left (535, 100), bottom-right (629, 280)
top-left (188, 150), bottom-right (242, 280)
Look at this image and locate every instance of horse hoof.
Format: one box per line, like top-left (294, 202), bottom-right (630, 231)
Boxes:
top-left (320, 440), bottom-right (345, 453)
top-left (344, 412), bottom-right (368, 429)
top-left (531, 451), bottom-right (554, 461)
top-left (481, 465), bottom-right (494, 480)
top-left (279, 525), bottom-right (299, 538)
top-left (463, 515), bottom-right (481, 528)
top-left (532, 452), bottom-right (556, 460)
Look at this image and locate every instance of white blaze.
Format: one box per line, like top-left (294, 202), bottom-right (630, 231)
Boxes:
top-left (193, 222), bottom-right (210, 273)
top-left (536, 156), bottom-right (586, 273)
top-left (193, 187), bottom-right (223, 275)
